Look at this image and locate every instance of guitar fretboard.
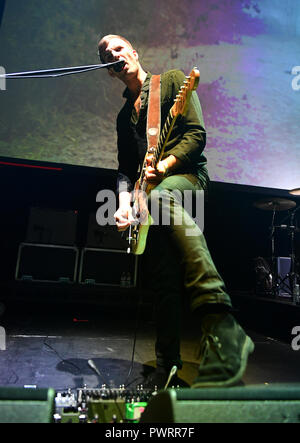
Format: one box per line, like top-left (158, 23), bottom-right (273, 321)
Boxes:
top-left (153, 109), bottom-right (176, 167)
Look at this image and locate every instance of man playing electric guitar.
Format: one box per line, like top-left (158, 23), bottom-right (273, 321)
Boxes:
top-left (98, 34), bottom-right (254, 389)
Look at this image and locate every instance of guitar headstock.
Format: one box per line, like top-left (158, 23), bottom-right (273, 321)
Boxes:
top-left (172, 67), bottom-right (200, 117)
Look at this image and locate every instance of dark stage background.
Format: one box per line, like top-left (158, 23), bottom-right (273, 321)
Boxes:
top-left (0, 162), bottom-right (299, 299)
top-left (0, 0), bottom-right (300, 190)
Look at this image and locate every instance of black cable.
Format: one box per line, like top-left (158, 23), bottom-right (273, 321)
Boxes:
top-left (43, 340), bottom-right (81, 374)
top-left (0, 60), bottom-right (124, 79)
top-left (123, 258), bottom-right (144, 388)
top-left (43, 257), bottom-right (143, 391)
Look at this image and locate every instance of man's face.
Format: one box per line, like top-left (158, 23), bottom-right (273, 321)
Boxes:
top-left (99, 37), bottom-right (139, 80)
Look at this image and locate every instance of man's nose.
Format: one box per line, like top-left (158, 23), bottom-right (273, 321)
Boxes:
top-left (111, 51), bottom-right (120, 60)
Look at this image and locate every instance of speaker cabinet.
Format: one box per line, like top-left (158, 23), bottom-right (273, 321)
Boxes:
top-left (0, 387), bottom-right (55, 423)
top-left (141, 385), bottom-right (300, 423)
top-left (78, 248), bottom-right (138, 287)
top-left (15, 243), bottom-right (79, 283)
top-left (86, 213), bottom-right (128, 250)
top-left (26, 207), bottom-right (77, 246)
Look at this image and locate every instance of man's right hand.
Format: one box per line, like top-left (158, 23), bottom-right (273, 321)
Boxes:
top-left (114, 205), bottom-right (135, 232)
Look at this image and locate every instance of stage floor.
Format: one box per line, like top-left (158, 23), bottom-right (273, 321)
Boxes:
top-left (0, 297), bottom-right (299, 392)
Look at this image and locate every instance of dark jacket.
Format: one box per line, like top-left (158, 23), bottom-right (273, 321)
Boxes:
top-left (116, 69), bottom-right (208, 193)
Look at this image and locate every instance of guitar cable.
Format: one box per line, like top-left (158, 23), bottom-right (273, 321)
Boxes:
top-left (122, 258), bottom-right (145, 388)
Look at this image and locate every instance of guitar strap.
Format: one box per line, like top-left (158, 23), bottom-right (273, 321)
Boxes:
top-left (146, 74), bottom-right (161, 153)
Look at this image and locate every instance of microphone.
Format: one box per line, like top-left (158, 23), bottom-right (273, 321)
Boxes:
top-left (164, 365), bottom-right (178, 390)
top-left (88, 359), bottom-right (110, 387)
top-left (88, 359), bottom-right (101, 376)
top-left (112, 59), bottom-right (125, 73)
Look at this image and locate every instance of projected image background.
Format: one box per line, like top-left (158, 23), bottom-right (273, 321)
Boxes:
top-left (0, 0), bottom-right (299, 190)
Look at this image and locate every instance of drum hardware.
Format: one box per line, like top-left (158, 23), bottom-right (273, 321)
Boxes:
top-left (253, 198), bottom-right (300, 303)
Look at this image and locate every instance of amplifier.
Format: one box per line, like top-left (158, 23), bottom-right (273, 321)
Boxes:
top-left (78, 248), bottom-right (138, 287)
top-left (86, 213), bottom-right (128, 250)
top-left (26, 207), bottom-right (77, 246)
top-left (15, 243), bottom-right (79, 283)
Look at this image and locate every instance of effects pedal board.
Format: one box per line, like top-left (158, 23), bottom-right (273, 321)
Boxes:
top-left (54, 385), bottom-right (156, 423)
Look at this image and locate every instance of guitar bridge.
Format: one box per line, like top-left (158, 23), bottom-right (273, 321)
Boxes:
top-left (126, 225), bottom-right (139, 253)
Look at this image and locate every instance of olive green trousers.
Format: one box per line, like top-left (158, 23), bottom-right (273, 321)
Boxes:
top-left (141, 174), bottom-right (232, 370)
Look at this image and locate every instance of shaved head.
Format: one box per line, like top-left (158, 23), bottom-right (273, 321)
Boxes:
top-left (98, 34), bottom-right (134, 63)
top-left (97, 34), bottom-right (147, 89)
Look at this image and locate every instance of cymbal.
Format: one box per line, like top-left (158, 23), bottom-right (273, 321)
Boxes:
top-left (254, 198), bottom-right (296, 211)
top-left (289, 188), bottom-right (300, 196)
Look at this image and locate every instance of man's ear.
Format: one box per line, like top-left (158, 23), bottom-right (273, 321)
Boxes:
top-left (133, 50), bottom-right (139, 61)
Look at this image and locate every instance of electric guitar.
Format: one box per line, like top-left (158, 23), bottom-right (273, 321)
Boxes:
top-left (127, 67), bottom-right (200, 255)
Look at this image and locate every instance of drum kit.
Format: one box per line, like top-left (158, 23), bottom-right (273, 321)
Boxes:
top-left (253, 190), bottom-right (300, 303)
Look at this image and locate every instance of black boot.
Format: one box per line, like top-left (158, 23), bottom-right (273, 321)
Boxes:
top-left (192, 312), bottom-right (254, 388)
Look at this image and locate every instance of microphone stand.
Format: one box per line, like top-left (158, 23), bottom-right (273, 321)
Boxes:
top-left (0, 60), bottom-right (125, 79)
top-left (268, 205), bottom-right (277, 296)
top-left (289, 206), bottom-right (300, 303)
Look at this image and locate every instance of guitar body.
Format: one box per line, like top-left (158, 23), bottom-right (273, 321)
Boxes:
top-left (128, 68), bottom-right (200, 255)
top-left (130, 180), bottom-right (153, 255)
top-left (131, 217), bottom-right (151, 255)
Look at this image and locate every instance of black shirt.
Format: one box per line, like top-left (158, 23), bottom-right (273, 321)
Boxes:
top-left (116, 70), bottom-right (208, 193)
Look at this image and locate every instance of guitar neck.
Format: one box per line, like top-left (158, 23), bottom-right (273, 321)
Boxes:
top-left (138, 109), bottom-right (177, 188)
top-left (139, 68), bottom-right (200, 186)
top-left (152, 108), bottom-right (177, 167)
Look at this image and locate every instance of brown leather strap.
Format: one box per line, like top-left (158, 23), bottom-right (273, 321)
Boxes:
top-left (147, 74), bottom-right (161, 152)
